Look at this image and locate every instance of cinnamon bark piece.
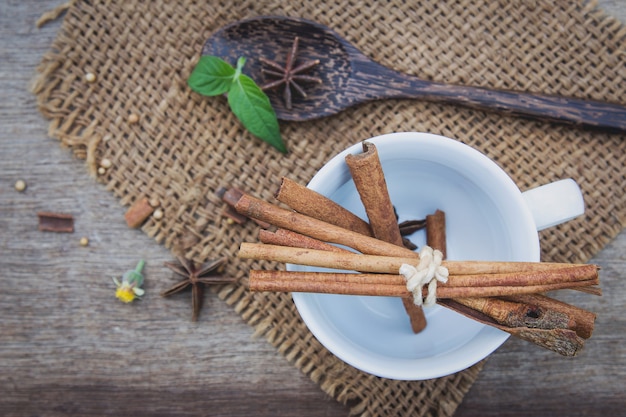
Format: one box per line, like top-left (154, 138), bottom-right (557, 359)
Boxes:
top-left (259, 229), bottom-right (351, 253)
top-left (426, 210), bottom-right (447, 259)
top-left (239, 243), bottom-right (599, 284)
top-left (345, 141), bottom-right (427, 333)
top-left (37, 211), bottom-right (74, 233)
top-left (124, 197), bottom-right (154, 228)
top-left (247, 270), bottom-right (598, 298)
top-left (439, 298), bottom-right (585, 356)
top-left (275, 177), bottom-right (372, 237)
top-left (453, 297), bottom-right (574, 330)
top-left (503, 293), bottom-right (596, 339)
top-left (345, 142), bottom-right (403, 245)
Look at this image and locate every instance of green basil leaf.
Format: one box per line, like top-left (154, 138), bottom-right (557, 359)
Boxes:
top-left (228, 74), bottom-right (286, 153)
top-left (188, 56), bottom-right (236, 96)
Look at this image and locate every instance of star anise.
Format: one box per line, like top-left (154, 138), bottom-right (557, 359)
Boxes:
top-left (394, 206), bottom-right (426, 250)
top-left (161, 256), bottom-right (234, 321)
top-left (260, 36), bottom-right (322, 110)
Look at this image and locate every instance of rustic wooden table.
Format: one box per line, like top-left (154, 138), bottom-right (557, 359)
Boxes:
top-left (1, 2), bottom-right (625, 416)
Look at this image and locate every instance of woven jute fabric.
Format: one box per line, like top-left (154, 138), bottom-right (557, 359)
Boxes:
top-left (34, 0), bottom-right (625, 415)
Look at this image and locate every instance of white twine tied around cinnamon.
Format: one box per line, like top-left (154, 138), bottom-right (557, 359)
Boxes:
top-left (399, 246), bottom-right (449, 306)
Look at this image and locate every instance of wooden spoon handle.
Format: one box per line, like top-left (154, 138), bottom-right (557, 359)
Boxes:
top-left (351, 60), bottom-right (626, 132)
top-left (414, 82), bottom-right (626, 131)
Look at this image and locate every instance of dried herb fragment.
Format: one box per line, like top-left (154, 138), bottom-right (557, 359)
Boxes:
top-left (260, 37), bottom-right (322, 110)
top-left (37, 211), bottom-right (74, 233)
top-left (161, 256), bottom-right (235, 321)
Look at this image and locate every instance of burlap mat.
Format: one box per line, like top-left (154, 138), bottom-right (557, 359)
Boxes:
top-left (33, 0), bottom-right (625, 415)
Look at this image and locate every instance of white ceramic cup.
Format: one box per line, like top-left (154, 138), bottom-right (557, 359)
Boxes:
top-left (290, 132), bottom-right (584, 380)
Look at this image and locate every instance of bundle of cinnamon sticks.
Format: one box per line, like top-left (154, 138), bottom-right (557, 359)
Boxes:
top-left (228, 142), bottom-right (599, 356)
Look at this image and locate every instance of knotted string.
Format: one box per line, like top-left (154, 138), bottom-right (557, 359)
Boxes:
top-left (399, 246), bottom-right (449, 306)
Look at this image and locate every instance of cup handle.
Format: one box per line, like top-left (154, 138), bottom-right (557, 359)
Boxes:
top-left (521, 178), bottom-right (585, 231)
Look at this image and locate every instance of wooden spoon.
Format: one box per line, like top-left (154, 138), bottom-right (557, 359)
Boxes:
top-left (202, 16), bottom-right (626, 131)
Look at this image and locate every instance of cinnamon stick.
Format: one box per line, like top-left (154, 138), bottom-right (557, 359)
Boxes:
top-left (453, 297), bottom-right (574, 330)
top-left (275, 177), bottom-right (373, 236)
top-left (440, 298), bottom-right (585, 356)
top-left (247, 270), bottom-right (598, 298)
top-left (399, 219), bottom-right (427, 235)
top-left (441, 279), bottom-right (599, 297)
top-left (250, 270), bottom-right (406, 297)
top-left (238, 243), bottom-right (599, 286)
top-left (258, 229), bottom-right (351, 253)
top-left (441, 260), bottom-right (596, 275)
top-left (345, 141), bottom-right (427, 333)
top-left (503, 293), bottom-right (596, 339)
top-left (426, 210), bottom-right (447, 259)
top-left (444, 265), bottom-right (600, 287)
top-left (234, 193), bottom-right (415, 258)
top-left (345, 142), bottom-right (403, 245)
top-left (219, 187), bottom-right (246, 209)
top-left (238, 243), bottom-right (413, 273)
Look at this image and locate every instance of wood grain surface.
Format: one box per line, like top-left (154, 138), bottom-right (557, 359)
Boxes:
top-left (1, 2), bottom-right (624, 416)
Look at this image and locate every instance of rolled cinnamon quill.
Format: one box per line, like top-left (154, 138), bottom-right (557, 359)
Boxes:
top-left (247, 270), bottom-right (598, 298)
top-left (258, 228), bottom-right (351, 253)
top-left (275, 177), bottom-right (372, 237)
top-left (426, 209), bottom-right (447, 259)
top-left (345, 142), bottom-right (403, 245)
top-left (238, 243), bottom-right (599, 286)
top-left (346, 141), bottom-right (427, 333)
